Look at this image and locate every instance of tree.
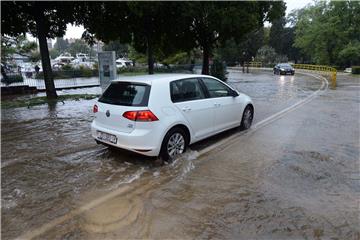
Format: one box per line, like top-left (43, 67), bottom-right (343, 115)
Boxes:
top-left (125, 2), bottom-right (194, 74)
top-left (78, 2), bottom-right (194, 74)
top-left (255, 46), bottom-right (287, 66)
top-left (49, 48), bottom-right (60, 59)
top-left (338, 41), bottom-right (360, 66)
top-left (53, 37), bottom-right (69, 53)
top-left (1, 2), bottom-right (77, 99)
top-left (216, 29), bottom-right (265, 66)
top-left (293, 1), bottom-right (360, 67)
top-left (29, 51), bottom-right (41, 62)
top-left (182, 1), bottom-right (286, 74)
top-left (68, 39), bottom-right (92, 56)
top-left (269, 17), bottom-right (286, 55)
top-left (268, 16), bottom-right (303, 63)
top-left (103, 40), bottom-right (129, 59)
top-left (1, 35), bottom-right (37, 62)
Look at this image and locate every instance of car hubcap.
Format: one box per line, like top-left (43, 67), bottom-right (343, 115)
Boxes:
top-left (243, 109), bottom-right (253, 128)
top-left (167, 133), bottom-right (185, 158)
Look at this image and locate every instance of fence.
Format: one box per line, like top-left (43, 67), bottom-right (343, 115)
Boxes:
top-left (1, 65), bottom-right (196, 92)
top-left (1, 71), bottom-right (100, 90)
top-left (247, 62), bottom-right (262, 68)
top-left (291, 64), bottom-right (337, 88)
top-left (236, 62), bottom-right (337, 88)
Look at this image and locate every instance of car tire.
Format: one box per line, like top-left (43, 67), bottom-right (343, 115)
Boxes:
top-left (159, 127), bottom-right (188, 162)
top-left (240, 105), bottom-right (254, 130)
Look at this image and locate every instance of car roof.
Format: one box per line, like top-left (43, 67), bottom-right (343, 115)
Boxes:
top-left (113, 73), bottom-right (213, 85)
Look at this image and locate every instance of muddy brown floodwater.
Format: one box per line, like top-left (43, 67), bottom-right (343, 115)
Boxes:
top-left (1, 70), bottom-right (359, 239)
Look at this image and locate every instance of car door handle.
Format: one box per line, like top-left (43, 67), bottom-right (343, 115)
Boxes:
top-left (214, 103), bottom-right (221, 107)
top-left (182, 106), bottom-right (191, 112)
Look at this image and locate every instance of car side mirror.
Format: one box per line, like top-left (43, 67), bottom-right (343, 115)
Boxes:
top-left (230, 89), bottom-right (239, 97)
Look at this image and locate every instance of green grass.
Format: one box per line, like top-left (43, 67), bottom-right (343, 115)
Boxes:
top-left (1, 94), bottom-right (99, 109)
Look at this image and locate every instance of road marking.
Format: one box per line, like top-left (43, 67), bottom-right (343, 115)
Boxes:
top-left (198, 72), bottom-right (328, 156)
top-left (15, 72), bottom-right (328, 240)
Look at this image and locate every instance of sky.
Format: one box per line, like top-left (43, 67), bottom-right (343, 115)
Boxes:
top-left (31, 0), bottom-right (313, 42)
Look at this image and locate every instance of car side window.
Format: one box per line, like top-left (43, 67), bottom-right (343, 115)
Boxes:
top-left (170, 78), bottom-right (205, 102)
top-left (201, 78), bottom-right (232, 98)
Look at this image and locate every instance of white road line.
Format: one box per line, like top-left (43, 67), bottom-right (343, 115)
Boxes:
top-left (198, 72), bottom-right (328, 156)
top-left (14, 71), bottom-right (328, 240)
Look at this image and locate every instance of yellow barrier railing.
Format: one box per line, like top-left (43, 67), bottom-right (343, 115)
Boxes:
top-left (248, 62), bottom-right (262, 68)
top-left (291, 64), bottom-right (337, 88)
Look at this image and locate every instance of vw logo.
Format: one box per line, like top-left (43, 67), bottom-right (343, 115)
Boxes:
top-left (106, 110), bottom-right (110, 117)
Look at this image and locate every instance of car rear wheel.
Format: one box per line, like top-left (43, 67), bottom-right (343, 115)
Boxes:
top-left (160, 127), bottom-right (187, 162)
top-left (240, 105), bottom-right (253, 130)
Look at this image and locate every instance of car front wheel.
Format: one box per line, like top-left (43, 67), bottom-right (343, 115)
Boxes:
top-left (160, 127), bottom-right (187, 162)
top-left (240, 105), bottom-right (254, 130)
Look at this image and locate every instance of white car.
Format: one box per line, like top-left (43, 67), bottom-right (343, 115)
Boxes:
top-left (91, 74), bottom-right (254, 161)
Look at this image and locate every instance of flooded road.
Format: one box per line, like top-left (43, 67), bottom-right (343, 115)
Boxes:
top-left (2, 71), bottom-right (359, 239)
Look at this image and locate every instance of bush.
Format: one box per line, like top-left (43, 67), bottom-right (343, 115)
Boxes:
top-left (210, 59), bottom-right (227, 81)
top-left (116, 65), bottom-right (193, 75)
top-left (35, 67), bottom-right (98, 79)
top-left (62, 64), bottom-right (74, 71)
top-left (351, 66), bottom-right (360, 74)
top-left (254, 45), bottom-right (288, 67)
top-left (117, 67), bottom-right (147, 74)
top-left (1, 74), bottom-right (24, 85)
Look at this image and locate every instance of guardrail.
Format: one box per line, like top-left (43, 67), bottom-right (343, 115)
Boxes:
top-left (242, 62), bottom-right (337, 88)
top-left (291, 64), bottom-right (337, 88)
top-left (247, 62), bottom-right (262, 68)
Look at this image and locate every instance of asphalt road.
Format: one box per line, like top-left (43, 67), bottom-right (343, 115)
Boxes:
top-left (1, 70), bottom-right (358, 239)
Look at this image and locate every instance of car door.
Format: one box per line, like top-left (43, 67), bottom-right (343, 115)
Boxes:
top-left (201, 77), bottom-right (241, 133)
top-left (170, 78), bottom-right (215, 140)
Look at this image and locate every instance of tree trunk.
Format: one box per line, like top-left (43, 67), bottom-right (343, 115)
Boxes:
top-left (35, 9), bottom-right (57, 99)
top-left (147, 37), bottom-right (154, 75)
top-left (202, 46), bottom-right (210, 75)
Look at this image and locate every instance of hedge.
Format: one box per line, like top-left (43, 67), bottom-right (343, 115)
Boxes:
top-left (35, 68), bottom-right (98, 79)
top-left (351, 66), bottom-right (360, 74)
top-left (1, 74), bottom-right (24, 85)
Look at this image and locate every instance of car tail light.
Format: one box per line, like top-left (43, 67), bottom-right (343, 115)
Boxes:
top-left (93, 104), bottom-right (98, 113)
top-left (123, 110), bottom-right (159, 122)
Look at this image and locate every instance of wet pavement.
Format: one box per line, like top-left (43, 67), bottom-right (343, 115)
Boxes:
top-left (1, 70), bottom-right (359, 239)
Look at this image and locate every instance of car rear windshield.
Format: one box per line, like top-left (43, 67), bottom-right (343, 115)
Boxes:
top-left (99, 82), bottom-right (151, 106)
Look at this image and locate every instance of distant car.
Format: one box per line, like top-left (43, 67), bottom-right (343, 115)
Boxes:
top-left (273, 63), bottom-right (295, 75)
top-left (91, 74), bottom-right (254, 161)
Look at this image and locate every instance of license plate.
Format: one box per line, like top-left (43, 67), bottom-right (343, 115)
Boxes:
top-left (97, 131), bottom-right (117, 144)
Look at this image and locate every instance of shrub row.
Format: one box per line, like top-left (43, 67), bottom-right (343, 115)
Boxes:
top-left (35, 68), bottom-right (98, 79)
top-left (117, 65), bottom-right (194, 74)
top-left (352, 66), bottom-right (360, 74)
top-left (1, 74), bottom-right (24, 85)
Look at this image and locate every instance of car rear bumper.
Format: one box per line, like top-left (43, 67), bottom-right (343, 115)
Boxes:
top-left (91, 121), bottom-right (163, 156)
